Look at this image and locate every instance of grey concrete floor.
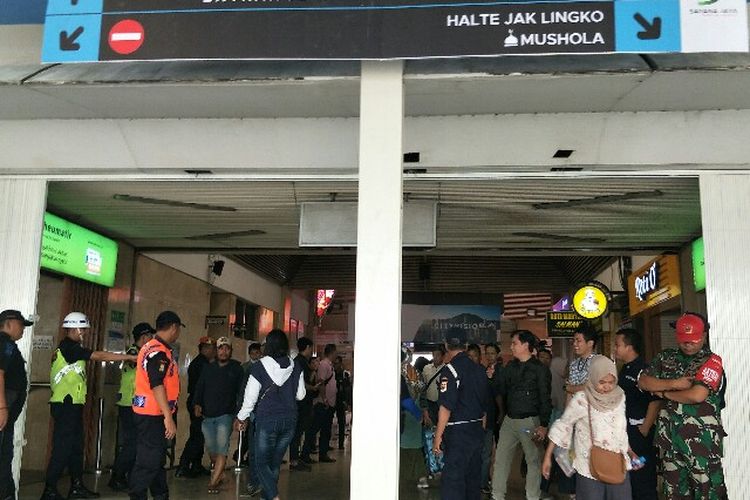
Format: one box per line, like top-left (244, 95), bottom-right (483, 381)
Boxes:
top-left (20, 446), bottom-right (539, 499)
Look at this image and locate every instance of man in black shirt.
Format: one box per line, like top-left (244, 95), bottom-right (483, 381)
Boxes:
top-left (333, 355), bottom-right (351, 450)
top-left (433, 328), bottom-right (488, 500)
top-left (0, 309), bottom-right (33, 500)
top-left (289, 337), bottom-right (316, 472)
top-left (176, 336), bottom-right (216, 478)
top-left (193, 336), bottom-right (244, 491)
top-left (43, 312), bottom-right (136, 500)
top-left (491, 330), bottom-right (551, 500)
top-left (615, 327), bottom-right (660, 500)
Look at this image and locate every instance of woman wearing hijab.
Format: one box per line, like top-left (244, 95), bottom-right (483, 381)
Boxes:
top-left (541, 355), bottom-right (636, 500)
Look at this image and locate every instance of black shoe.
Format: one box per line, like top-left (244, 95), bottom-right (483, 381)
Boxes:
top-left (290, 462), bottom-right (311, 472)
top-left (107, 476), bottom-right (128, 492)
top-left (319, 455), bottom-right (337, 463)
top-left (300, 456), bottom-right (317, 465)
top-left (68, 479), bottom-right (100, 499)
top-left (192, 465), bottom-right (212, 476)
top-left (39, 485), bottom-right (64, 500)
top-left (338, 445), bottom-right (345, 450)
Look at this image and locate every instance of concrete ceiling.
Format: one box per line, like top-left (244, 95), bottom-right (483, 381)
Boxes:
top-left (3, 54), bottom-right (750, 119)
top-left (46, 177), bottom-right (700, 292)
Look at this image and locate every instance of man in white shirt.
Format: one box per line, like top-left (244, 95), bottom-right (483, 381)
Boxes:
top-left (421, 346), bottom-right (446, 427)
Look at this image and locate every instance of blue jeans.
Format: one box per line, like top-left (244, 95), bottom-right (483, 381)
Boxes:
top-left (201, 414), bottom-right (234, 456)
top-left (254, 417), bottom-right (297, 500)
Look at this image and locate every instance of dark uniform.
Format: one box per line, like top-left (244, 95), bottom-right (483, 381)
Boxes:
top-left (438, 351), bottom-right (488, 500)
top-left (334, 368), bottom-right (351, 449)
top-left (644, 346), bottom-right (726, 500)
top-left (177, 351), bottom-right (211, 475)
top-left (0, 328), bottom-right (28, 500)
top-left (45, 337), bottom-right (97, 497)
top-left (618, 356), bottom-right (658, 500)
top-left (109, 344), bottom-right (140, 490)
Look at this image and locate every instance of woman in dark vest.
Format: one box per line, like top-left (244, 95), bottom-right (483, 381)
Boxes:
top-left (235, 330), bottom-right (305, 500)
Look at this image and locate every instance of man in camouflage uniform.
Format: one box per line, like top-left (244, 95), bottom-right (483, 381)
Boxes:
top-left (639, 312), bottom-right (726, 500)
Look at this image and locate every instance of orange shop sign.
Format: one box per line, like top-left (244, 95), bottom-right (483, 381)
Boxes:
top-left (627, 255), bottom-right (681, 316)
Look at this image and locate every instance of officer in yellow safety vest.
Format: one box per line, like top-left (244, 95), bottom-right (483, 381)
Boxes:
top-left (41, 312), bottom-right (137, 500)
top-left (108, 322), bottom-right (156, 492)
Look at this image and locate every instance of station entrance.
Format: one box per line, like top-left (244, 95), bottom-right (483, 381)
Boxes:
top-left (13, 174), bottom-right (705, 499)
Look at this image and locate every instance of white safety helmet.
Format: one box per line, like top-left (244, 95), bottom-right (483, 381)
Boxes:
top-left (62, 312), bottom-right (90, 329)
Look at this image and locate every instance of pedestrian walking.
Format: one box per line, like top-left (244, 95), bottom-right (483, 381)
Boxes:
top-left (236, 329), bottom-right (305, 500)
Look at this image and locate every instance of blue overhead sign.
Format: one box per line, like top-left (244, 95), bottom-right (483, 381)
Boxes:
top-left (41, 0), bottom-right (748, 62)
top-left (0, 0), bottom-right (47, 25)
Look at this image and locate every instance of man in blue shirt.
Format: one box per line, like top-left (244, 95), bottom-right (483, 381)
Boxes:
top-left (433, 328), bottom-right (488, 500)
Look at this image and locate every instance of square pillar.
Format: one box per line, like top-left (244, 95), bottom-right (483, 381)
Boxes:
top-left (0, 179), bottom-right (47, 489)
top-left (350, 60), bottom-right (404, 499)
top-left (699, 173), bottom-right (750, 497)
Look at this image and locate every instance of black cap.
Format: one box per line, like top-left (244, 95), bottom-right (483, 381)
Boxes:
top-left (155, 311), bottom-right (185, 330)
top-left (0, 309), bottom-right (33, 326)
top-left (445, 327), bottom-right (467, 347)
top-left (132, 322), bottom-right (156, 339)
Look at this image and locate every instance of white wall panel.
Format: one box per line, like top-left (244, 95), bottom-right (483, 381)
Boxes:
top-left (3, 111), bottom-right (750, 176)
top-left (0, 179), bottom-right (46, 489)
top-left (699, 174), bottom-right (750, 498)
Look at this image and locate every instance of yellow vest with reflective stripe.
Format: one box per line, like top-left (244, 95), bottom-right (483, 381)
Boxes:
top-left (117, 360), bottom-right (137, 407)
top-left (50, 348), bottom-right (87, 404)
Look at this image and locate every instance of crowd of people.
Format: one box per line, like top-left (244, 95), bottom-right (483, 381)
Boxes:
top-left (0, 308), bottom-right (352, 500)
top-left (400, 312), bottom-right (727, 500)
top-left (0, 306), bottom-right (727, 500)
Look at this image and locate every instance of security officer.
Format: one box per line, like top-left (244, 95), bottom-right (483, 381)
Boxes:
top-left (614, 327), bottom-right (660, 500)
top-left (41, 312), bottom-right (136, 500)
top-left (128, 311), bottom-right (182, 500)
top-left (0, 309), bottom-right (33, 500)
top-left (109, 322), bottom-right (156, 491)
top-left (639, 312), bottom-right (727, 500)
top-left (432, 327), bottom-right (488, 500)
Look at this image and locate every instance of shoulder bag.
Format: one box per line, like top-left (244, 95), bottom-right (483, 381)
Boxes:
top-left (586, 396), bottom-right (626, 485)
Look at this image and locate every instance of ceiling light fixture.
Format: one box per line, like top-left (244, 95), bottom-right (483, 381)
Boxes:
top-left (186, 229), bottom-right (267, 241)
top-left (532, 189), bottom-right (664, 210)
top-left (512, 232), bottom-right (606, 243)
top-left (113, 194), bottom-right (236, 212)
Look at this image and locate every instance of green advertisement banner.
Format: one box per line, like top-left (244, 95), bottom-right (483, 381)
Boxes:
top-left (41, 212), bottom-right (118, 287)
top-left (693, 237), bottom-right (705, 292)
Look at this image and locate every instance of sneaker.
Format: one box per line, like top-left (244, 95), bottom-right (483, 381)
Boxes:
top-left (300, 456), bottom-right (317, 465)
top-left (480, 486), bottom-right (492, 495)
top-left (319, 455), bottom-right (337, 463)
top-left (246, 484), bottom-right (263, 497)
top-left (417, 477), bottom-right (429, 489)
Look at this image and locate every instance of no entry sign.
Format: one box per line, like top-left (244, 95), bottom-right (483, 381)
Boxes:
top-left (108, 19), bottom-right (144, 55)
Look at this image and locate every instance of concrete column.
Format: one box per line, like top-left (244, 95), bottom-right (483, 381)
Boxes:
top-left (0, 179), bottom-right (47, 490)
top-left (699, 173), bottom-right (750, 497)
top-left (350, 60), bottom-right (404, 500)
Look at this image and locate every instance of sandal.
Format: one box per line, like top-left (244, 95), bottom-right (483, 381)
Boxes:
top-left (208, 482), bottom-right (221, 494)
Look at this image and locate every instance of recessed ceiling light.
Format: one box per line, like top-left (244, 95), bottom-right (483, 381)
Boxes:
top-left (113, 194), bottom-right (236, 212)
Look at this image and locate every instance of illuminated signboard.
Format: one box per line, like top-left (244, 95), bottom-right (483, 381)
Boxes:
top-left (546, 311), bottom-right (587, 338)
top-left (693, 237), bottom-right (705, 292)
top-left (41, 212), bottom-right (118, 287)
top-left (627, 254), bottom-right (681, 315)
top-left (572, 283), bottom-right (609, 319)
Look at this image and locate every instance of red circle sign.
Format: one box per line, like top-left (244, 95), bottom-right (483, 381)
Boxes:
top-left (108, 20), bottom-right (145, 55)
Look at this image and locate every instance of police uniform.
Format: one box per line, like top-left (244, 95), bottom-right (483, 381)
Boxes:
top-left (438, 351), bottom-right (488, 500)
top-left (644, 345), bottom-right (726, 500)
top-left (129, 335), bottom-right (179, 500)
top-left (0, 321), bottom-right (29, 500)
top-left (109, 344), bottom-right (140, 489)
top-left (618, 355), bottom-right (658, 500)
top-left (45, 337), bottom-right (98, 498)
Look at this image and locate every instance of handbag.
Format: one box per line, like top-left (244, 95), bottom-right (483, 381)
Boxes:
top-left (586, 396), bottom-right (626, 485)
